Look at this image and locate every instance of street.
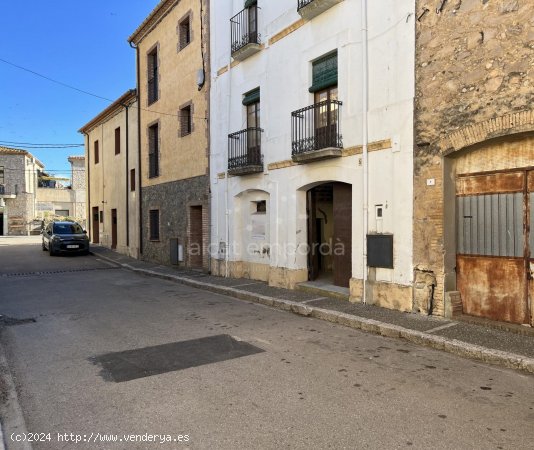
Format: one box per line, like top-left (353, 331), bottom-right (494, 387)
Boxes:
top-left (0, 237), bottom-right (533, 449)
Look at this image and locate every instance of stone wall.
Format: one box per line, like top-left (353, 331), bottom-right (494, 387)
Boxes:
top-left (414, 0), bottom-right (534, 314)
top-left (141, 175), bottom-right (209, 267)
top-left (0, 153), bottom-right (36, 235)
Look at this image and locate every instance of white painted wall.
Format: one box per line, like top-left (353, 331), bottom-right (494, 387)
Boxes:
top-left (210, 0), bottom-right (415, 288)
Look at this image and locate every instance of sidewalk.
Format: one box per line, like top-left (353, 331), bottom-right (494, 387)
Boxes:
top-left (91, 246), bottom-right (534, 374)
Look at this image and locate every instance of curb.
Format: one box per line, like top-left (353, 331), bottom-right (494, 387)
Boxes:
top-left (94, 252), bottom-right (534, 375)
top-left (0, 338), bottom-right (32, 450)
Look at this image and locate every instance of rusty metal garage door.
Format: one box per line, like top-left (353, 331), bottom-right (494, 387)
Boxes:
top-left (456, 170), bottom-right (530, 325)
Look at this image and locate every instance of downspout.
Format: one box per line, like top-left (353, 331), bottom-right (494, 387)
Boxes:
top-left (101, 122), bottom-right (105, 240)
top-left (362, 0), bottom-right (369, 304)
top-left (225, 13), bottom-right (233, 279)
top-left (85, 133), bottom-right (91, 238)
top-left (200, 0), bottom-right (211, 274)
top-left (125, 100), bottom-right (130, 248)
top-left (130, 41), bottom-right (143, 256)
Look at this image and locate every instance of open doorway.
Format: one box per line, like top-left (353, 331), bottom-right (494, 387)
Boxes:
top-left (0, 213), bottom-right (4, 236)
top-left (307, 182), bottom-right (352, 287)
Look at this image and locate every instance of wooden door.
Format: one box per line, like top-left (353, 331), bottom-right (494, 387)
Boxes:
top-left (111, 209), bottom-right (117, 250)
top-left (92, 207), bottom-right (99, 244)
top-left (307, 189), bottom-right (319, 281)
top-left (333, 183), bottom-right (352, 288)
top-left (456, 171), bottom-right (529, 324)
top-left (189, 206), bottom-right (203, 268)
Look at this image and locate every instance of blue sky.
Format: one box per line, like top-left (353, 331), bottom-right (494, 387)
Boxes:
top-left (0, 0), bottom-right (159, 180)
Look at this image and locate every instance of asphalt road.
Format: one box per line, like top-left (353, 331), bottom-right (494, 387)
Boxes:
top-left (1, 236), bottom-right (534, 449)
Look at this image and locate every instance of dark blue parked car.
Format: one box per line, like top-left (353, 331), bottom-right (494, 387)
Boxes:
top-left (42, 221), bottom-right (90, 256)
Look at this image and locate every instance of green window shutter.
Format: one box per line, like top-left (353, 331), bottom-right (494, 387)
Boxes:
top-left (244, 0), bottom-right (257, 8)
top-left (309, 52), bottom-right (338, 93)
top-left (243, 88), bottom-right (260, 106)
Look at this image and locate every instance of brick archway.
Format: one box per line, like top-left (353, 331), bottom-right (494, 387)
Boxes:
top-left (438, 109), bottom-right (534, 156)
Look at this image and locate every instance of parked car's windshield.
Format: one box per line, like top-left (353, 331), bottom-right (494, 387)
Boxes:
top-left (53, 223), bottom-right (84, 235)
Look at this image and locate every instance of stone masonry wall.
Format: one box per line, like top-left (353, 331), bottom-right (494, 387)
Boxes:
top-left (414, 0), bottom-right (534, 314)
top-left (141, 175), bottom-right (210, 267)
top-left (0, 153), bottom-right (34, 235)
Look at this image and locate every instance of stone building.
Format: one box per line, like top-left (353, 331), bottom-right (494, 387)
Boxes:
top-left (128, 0), bottom-right (210, 268)
top-left (414, 0), bottom-right (534, 325)
top-left (79, 90), bottom-right (140, 258)
top-left (0, 147), bottom-right (43, 235)
top-left (210, 0), bottom-right (416, 309)
top-left (35, 156), bottom-right (87, 227)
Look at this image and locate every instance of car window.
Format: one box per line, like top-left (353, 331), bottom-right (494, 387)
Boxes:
top-left (53, 223), bottom-right (84, 235)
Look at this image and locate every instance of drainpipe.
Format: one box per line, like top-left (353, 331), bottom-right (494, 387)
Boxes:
top-left (101, 122), bottom-right (105, 241)
top-left (130, 41), bottom-right (143, 256)
top-left (85, 133), bottom-right (91, 238)
top-left (362, 0), bottom-right (369, 304)
top-left (125, 99), bottom-right (130, 248)
top-left (225, 16), bottom-right (233, 279)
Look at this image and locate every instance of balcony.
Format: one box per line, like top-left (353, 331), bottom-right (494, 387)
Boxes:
top-left (230, 8), bottom-right (261, 61)
top-left (228, 128), bottom-right (264, 176)
top-left (297, 0), bottom-right (344, 20)
top-left (291, 99), bottom-right (343, 163)
top-left (0, 184), bottom-right (16, 198)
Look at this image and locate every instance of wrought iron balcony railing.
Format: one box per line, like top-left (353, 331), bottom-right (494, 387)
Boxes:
top-left (228, 128), bottom-right (264, 175)
top-left (291, 99), bottom-right (343, 159)
top-left (297, 0), bottom-right (314, 10)
top-left (230, 8), bottom-right (261, 56)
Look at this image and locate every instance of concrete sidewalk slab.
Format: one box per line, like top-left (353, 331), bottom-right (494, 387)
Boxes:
top-left (90, 246), bottom-right (534, 375)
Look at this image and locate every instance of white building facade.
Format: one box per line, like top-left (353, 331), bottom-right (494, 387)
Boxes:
top-left (210, 0), bottom-right (415, 311)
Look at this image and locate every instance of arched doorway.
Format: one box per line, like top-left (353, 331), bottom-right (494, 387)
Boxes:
top-left (307, 182), bottom-right (351, 287)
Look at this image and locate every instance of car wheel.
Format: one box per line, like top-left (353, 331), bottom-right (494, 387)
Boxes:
top-left (42, 241), bottom-right (47, 251)
top-left (49, 245), bottom-right (55, 257)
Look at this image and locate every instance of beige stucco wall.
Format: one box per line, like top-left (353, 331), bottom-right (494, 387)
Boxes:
top-left (137, 0), bottom-right (209, 187)
top-left (85, 99), bottom-right (139, 258)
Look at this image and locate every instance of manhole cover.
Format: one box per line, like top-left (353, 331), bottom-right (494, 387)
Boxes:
top-left (91, 334), bottom-right (264, 382)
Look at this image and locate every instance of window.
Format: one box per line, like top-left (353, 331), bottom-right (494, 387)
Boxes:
top-left (255, 200), bottom-right (266, 214)
top-left (179, 16), bottom-right (191, 50)
top-left (94, 140), bottom-right (99, 164)
top-left (180, 105), bottom-right (192, 137)
top-left (147, 47), bottom-right (159, 104)
top-left (130, 169), bottom-right (136, 191)
top-left (55, 209), bottom-right (70, 217)
top-left (310, 51), bottom-right (338, 93)
top-left (53, 222), bottom-right (83, 235)
top-left (115, 127), bottom-right (121, 155)
top-left (243, 88), bottom-right (260, 152)
top-left (99, 211), bottom-right (104, 223)
top-left (0, 166), bottom-right (4, 184)
top-left (149, 209), bottom-right (160, 241)
top-left (148, 123), bottom-right (159, 178)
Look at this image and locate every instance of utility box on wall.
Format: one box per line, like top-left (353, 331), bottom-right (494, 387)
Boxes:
top-left (367, 234), bottom-right (393, 269)
top-left (170, 238), bottom-right (184, 265)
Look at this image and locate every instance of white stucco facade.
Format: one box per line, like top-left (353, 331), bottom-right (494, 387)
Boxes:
top-left (210, 0), bottom-right (415, 309)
